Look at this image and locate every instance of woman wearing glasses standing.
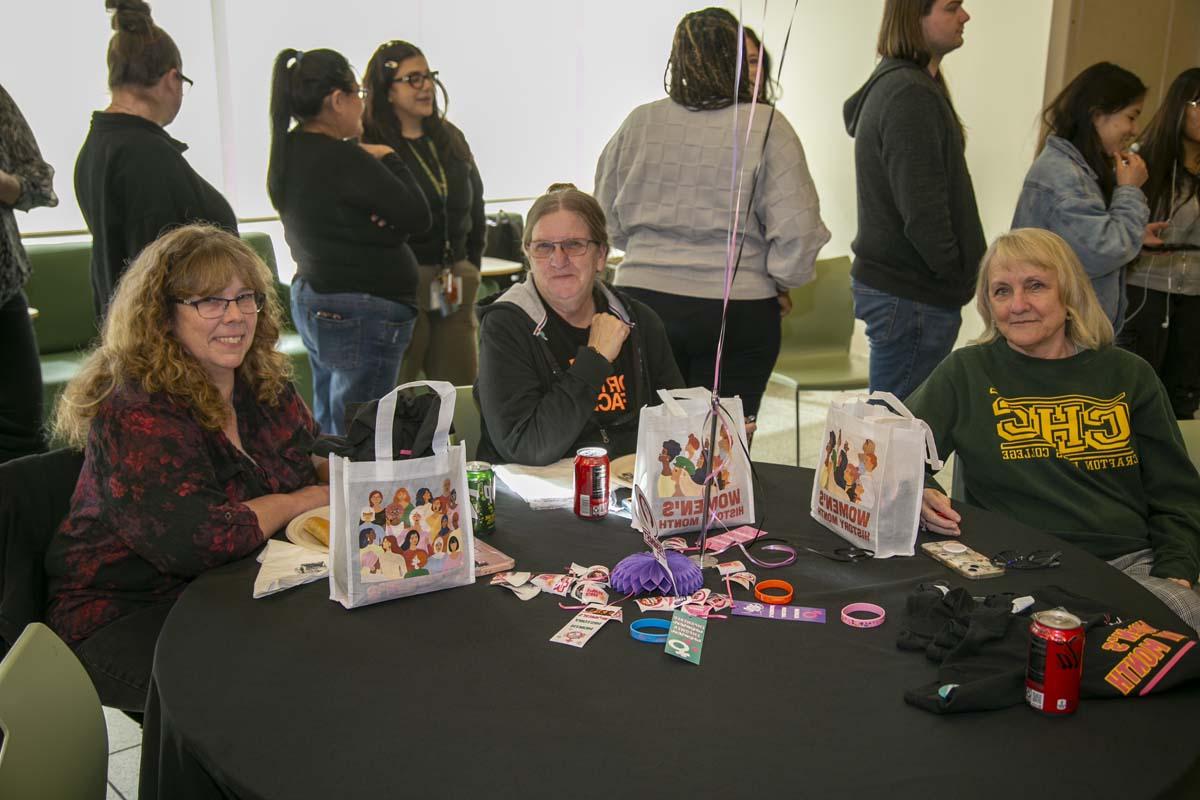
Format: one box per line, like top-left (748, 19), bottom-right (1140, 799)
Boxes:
top-left (76, 0), bottom-right (237, 319)
top-left (362, 41), bottom-right (486, 385)
top-left (45, 225), bottom-right (328, 711)
top-left (268, 48), bottom-right (430, 435)
top-left (475, 184), bottom-right (682, 466)
top-left (1120, 69), bottom-right (1200, 420)
top-left (595, 8), bottom-right (829, 423)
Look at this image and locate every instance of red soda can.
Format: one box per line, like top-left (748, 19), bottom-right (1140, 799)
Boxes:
top-left (1025, 609), bottom-right (1085, 715)
top-left (573, 447), bottom-right (609, 520)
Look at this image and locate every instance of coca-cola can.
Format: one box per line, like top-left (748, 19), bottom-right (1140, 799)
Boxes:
top-left (573, 447), bottom-right (609, 520)
top-left (1025, 609), bottom-right (1085, 715)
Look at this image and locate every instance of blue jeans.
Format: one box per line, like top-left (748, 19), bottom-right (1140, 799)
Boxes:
top-left (291, 278), bottom-right (417, 435)
top-left (851, 280), bottom-right (961, 400)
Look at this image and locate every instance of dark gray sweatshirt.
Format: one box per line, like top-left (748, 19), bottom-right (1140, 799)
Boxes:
top-left (843, 58), bottom-right (985, 309)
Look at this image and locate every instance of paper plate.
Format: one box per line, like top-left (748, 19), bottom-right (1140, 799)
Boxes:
top-left (286, 506), bottom-right (331, 553)
top-left (610, 454), bottom-right (636, 490)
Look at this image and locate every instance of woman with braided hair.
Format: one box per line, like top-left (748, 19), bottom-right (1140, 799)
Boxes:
top-left (595, 7), bottom-right (829, 423)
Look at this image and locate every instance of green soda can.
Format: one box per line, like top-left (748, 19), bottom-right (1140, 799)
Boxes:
top-left (467, 461), bottom-right (496, 535)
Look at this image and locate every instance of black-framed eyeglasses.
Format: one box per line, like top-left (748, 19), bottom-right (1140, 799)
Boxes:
top-left (991, 550), bottom-right (1062, 570)
top-left (527, 239), bottom-right (598, 260)
top-left (392, 70), bottom-right (438, 88)
top-left (174, 291), bottom-right (265, 319)
top-left (177, 70), bottom-right (194, 94)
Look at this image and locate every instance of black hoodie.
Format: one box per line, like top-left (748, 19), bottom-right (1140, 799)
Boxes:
top-left (473, 279), bottom-right (683, 466)
top-left (843, 58), bottom-right (985, 309)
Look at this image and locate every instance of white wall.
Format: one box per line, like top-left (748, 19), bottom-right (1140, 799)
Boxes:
top-left (5, 0), bottom-right (1052, 303)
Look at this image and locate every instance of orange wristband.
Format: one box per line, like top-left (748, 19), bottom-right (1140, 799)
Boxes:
top-left (754, 579), bottom-right (794, 605)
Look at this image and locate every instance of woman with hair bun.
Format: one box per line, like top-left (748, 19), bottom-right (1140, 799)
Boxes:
top-left (362, 40), bottom-right (486, 385)
top-left (267, 47), bottom-right (430, 435)
top-left (595, 7), bottom-right (829, 423)
top-left (76, 0), bottom-right (237, 319)
top-left (475, 183), bottom-right (683, 466)
top-left (45, 224), bottom-right (329, 711)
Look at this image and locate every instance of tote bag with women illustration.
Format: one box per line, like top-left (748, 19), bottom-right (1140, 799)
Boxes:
top-left (631, 387), bottom-right (755, 536)
top-left (329, 381), bottom-right (475, 608)
top-left (810, 391), bottom-right (942, 558)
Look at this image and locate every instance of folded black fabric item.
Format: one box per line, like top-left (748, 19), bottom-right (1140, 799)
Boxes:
top-left (311, 387), bottom-right (445, 462)
top-left (898, 585), bottom-right (1200, 713)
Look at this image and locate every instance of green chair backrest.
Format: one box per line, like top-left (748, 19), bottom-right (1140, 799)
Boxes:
top-left (1179, 420), bottom-right (1200, 473)
top-left (453, 385), bottom-right (481, 462)
top-left (23, 242), bottom-right (99, 355)
top-left (780, 255), bottom-right (854, 354)
top-left (0, 623), bottom-right (108, 799)
top-left (241, 231), bottom-right (295, 327)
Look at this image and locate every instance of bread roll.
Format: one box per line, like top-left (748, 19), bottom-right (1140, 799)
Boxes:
top-left (302, 516), bottom-right (330, 547)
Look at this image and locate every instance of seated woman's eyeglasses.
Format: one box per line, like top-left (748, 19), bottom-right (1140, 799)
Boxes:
top-left (393, 71), bottom-right (438, 88)
top-left (527, 239), bottom-right (598, 259)
top-left (990, 549), bottom-right (1062, 570)
top-left (174, 292), bottom-right (266, 319)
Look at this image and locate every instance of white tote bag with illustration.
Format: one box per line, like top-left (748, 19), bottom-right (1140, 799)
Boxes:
top-left (329, 381), bottom-right (475, 608)
top-left (809, 391), bottom-right (942, 558)
top-left (631, 387), bottom-right (754, 536)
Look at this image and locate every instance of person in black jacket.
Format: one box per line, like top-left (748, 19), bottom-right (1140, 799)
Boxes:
top-left (362, 40), bottom-right (486, 386)
top-left (267, 48), bottom-right (431, 435)
top-left (76, 0), bottom-right (237, 319)
top-left (842, 0), bottom-right (985, 399)
top-left (475, 183), bottom-right (683, 466)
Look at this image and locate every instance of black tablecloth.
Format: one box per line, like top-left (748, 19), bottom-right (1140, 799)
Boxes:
top-left (140, 464), bottom-right (1200, 800)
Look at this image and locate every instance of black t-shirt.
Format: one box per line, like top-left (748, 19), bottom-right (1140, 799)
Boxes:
top-left (540, 289), bottom-right (636, 424)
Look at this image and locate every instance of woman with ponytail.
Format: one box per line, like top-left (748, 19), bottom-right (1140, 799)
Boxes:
top-left (76, 0), bottom-right (237, 319)
top-left (362, 40), bottom-right (486, 385)
top-left (267, 48), bottom-right (431, 435)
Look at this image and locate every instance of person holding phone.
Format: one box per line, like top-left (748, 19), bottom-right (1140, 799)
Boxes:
top-left (362, 40), bottom-right (485, 386)
top-left (1120, 68), bottom-right (1200, 419)
top-left (1012, 62), bottom-right (1161, 333)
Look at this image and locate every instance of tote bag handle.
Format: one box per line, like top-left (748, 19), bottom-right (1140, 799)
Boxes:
top-left (374, 380), bottom-right (457, 462)
top-left (656, 387), bottom-right (723, 418)
top-left (865, 391), bottom-right (944, 472)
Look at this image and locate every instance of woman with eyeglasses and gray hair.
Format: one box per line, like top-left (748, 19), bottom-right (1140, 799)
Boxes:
top-left (474, 184), bottom-right (683, 466)
top-left (267, 46), bottom-right (430, 435)
top-left (45, 224), bottom-right (329, 711)
top-left (76, 0), bottom-right (237, 320)
top-left (362, 40), bottom-right (486, 386)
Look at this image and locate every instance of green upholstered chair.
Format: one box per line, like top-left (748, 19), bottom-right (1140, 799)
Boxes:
top-left (1179, 419), bottom-right (1200, 472)
top-left (452, 385), bottom-right (481, 462)
top-left (770, 255), bottom-right (869, 463)
top-left (239, 232), bottom-right (313, 409)
top-left (0, 623), bottom-right (108, 800)
top-left (22, 241), bottom-right (99, 423)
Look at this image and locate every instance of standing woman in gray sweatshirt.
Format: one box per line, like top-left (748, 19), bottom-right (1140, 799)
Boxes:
top-left (595, 7), bottom-right (829, 421)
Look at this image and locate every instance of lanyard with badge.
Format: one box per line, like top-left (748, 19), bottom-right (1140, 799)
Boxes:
top-left (406, 137), bottom-right (461, 315)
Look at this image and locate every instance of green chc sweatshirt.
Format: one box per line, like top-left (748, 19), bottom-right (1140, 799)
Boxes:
top-left (906, 338), bottom-right (1200, 581)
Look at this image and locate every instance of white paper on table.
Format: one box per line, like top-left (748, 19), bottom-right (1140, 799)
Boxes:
top-left (253, 539), bottom-right (328, 598)
top-left (494, 458), bottom-right (576, 510)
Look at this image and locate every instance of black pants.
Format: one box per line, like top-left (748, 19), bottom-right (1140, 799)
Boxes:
top-left (73, 601), bottom-right (175, 712)
top-left (0, 290), bottom-right (45, 463)
top-left (622, 288), bottom-right (781, 418)
top-left (1118, 284), bottom-right (1200, 419)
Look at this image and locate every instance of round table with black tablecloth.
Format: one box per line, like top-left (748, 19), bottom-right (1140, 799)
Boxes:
top-left (139, 464), bottom-right (1200, 800)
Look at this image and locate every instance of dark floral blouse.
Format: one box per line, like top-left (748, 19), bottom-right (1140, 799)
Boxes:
top-left (45, 379), bottom-right (319, 645)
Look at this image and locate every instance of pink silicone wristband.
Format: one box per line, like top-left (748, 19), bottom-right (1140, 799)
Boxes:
top-left (841, 602), bottom-right (886, 629)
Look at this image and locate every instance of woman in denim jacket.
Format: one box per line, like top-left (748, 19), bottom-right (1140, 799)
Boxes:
top-left (1013, 63), bottom-right (1163, 332)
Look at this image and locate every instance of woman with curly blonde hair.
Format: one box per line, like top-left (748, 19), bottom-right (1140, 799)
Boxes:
top-left (45, 224), bottom-right (328, 711)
